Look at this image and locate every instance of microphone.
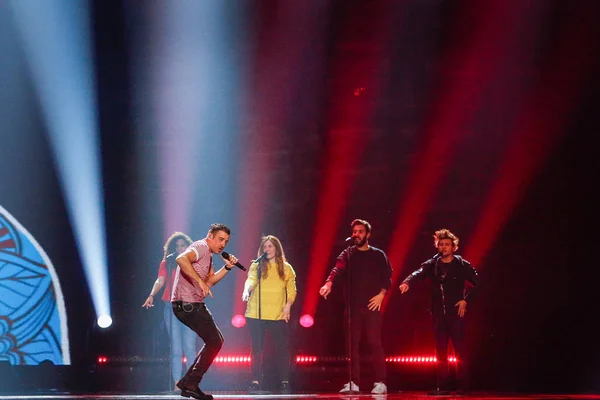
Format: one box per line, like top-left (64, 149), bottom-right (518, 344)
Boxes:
top-left (221, 252), bottom-right (247, 271)
top-left (345, 236), bottom-right (354, 243)
top-left (252, 252), bottom-right (268, 263)
top-left (166, 251), bottom-right (179, 270)
top-left (433, 252), bottom-right (443, 260)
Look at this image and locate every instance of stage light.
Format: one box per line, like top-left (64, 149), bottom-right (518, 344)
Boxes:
top-left (231, 314), bottom-right (246, 328)
top-left (299, 314), bottom-right (314, 328)
top-left (214, 356), bottom-right (251, 364)
top-left (126, 3), bottom-right (243, 345)
top-left (10, 0), bottom-right (110, 323)
top-left (353, 87), bottom-right (366, 96)
top-left (384, 356), bottom-right (454, 364)
top-left (97, 315), bottom-right (112, 329)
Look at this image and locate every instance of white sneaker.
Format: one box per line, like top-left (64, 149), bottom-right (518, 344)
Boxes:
top-left (339, 381), bottom-right (359, 393)
top-left (371, 382), bottom-right (387, 394)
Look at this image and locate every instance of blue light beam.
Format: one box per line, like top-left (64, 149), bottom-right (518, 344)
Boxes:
top-left (10, 0), bottom-right (110, 320)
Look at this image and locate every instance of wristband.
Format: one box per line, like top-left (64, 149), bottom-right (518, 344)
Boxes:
top-left (224, 265), bottom-right (232, 271)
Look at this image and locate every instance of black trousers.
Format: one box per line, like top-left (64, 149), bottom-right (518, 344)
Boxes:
top-left (172, 302), bottom-right (224, 388)
top-left (433, 313), bottom-right (468, 390)
top-left (348, 307), bottom-right (386, 384)
top-left (247, 318), bottom-right (290, 382)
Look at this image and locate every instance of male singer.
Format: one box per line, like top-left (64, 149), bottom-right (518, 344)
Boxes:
top-left (319, 219), bottom-right (392, 394)
top-left (399, 228), bottom-right (480, 395)
top-left (172, 223), bottom-right (238, 400)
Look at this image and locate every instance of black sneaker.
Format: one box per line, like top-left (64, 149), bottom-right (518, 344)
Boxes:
top-left (280, 381), bottom-right (292, 394)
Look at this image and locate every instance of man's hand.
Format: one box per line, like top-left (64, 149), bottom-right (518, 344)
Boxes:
top-left (368, 293), bottom-right (385, 311)
top-left (455, 300), bottom-right (467, 317)
top-left (242, 290), bottom-right (250, 302)
top-left (198, 278), bottom-right (213, 298)
top-left (280, 304), bottom-right (291, 322)
top-left (221, 253), bottom-right (238, 269)
top-left (399, 283), bottom-right (409, 294)
top-left (319, 281), bottom-right (332, 299)
top-left (142, 296), bottom-right (154, 309)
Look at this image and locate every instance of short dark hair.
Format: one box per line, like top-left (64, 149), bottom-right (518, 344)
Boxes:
top-left (351, 219), bottom-right (371, 233)
top-left (208, 223), bottom-right (231, 236)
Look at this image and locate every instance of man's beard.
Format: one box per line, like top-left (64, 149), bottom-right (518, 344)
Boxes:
top-left (354, 237), bottom-right (367, 247)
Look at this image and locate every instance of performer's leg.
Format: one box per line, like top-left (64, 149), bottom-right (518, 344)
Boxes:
top-left (246, 318), bottom-right (265, 384)
top-left (181, 321), bottom-right (198, 380)
top-left (449, 315), bottom-right (468, 391)
top-left (167, 303), bottom-right (184, 385)
top-left (433, 315), bottom-right (450, 391)
top-left (270, 320), bottom-right (291, 383)
top-left (174, 303), bottom-right (224, 389)
top-left (364, 310), bottom-right (386, 384)
top-left (349, 308), bottom-right (364, 385)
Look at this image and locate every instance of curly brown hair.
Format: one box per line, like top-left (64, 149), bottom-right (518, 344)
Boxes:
top-left (163, 231), bottom-right (193, 260)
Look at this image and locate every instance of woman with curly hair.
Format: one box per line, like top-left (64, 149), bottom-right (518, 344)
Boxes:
top-left (142, 231), bottom-right (196, 390)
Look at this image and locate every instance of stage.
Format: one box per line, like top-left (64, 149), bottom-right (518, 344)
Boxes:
top-left (0, 392), bottom-right (599, 400)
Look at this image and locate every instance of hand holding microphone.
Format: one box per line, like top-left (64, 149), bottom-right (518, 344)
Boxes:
top-left (221, 252), bottom-right (246, 271)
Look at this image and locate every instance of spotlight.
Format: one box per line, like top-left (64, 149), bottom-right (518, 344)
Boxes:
top-left (97, 315), bottom-right (112, 329)
top-left (299, 314), bottom-right (314, 328)
top-left (231, 314), bottom-right (246, 328)
top-left (10, 0), bottom-right (110, 324)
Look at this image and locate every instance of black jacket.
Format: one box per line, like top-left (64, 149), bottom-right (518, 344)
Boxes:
top-left (402, 255), bottom-right (480, 316)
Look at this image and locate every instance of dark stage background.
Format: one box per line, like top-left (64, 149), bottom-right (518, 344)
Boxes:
top-left (1, 0), bottom-right (599, 394)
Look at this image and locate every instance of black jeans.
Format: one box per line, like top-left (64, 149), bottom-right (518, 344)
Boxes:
top-left (172, 301), bottom-right (224, 388)
top-left (433, 313), bottom-right (468, 390)
top-left (247, 318), bottom-right (290, 382)
top-left (348, 307), bottom-right (386, 384)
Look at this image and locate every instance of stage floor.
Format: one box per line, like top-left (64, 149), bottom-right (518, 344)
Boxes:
top-left (1, 392), bottom-right (600, 400)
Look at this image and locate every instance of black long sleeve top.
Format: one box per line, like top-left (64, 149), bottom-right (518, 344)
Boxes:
top-left (326, 246), bottom-right (392, 310)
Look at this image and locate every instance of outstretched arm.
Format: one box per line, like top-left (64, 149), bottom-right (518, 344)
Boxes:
top-left (142, 276), bottom-right (166, 308)
top-left (399, 259), bottom-right (434, 293)
top-left (320, 249), bottom-right (350, 299)
top-left (242, 262), bottom-right (259, 302)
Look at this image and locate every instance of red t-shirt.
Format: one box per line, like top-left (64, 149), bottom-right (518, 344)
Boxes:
top-left (157, 259), bottom-right (178, 302)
